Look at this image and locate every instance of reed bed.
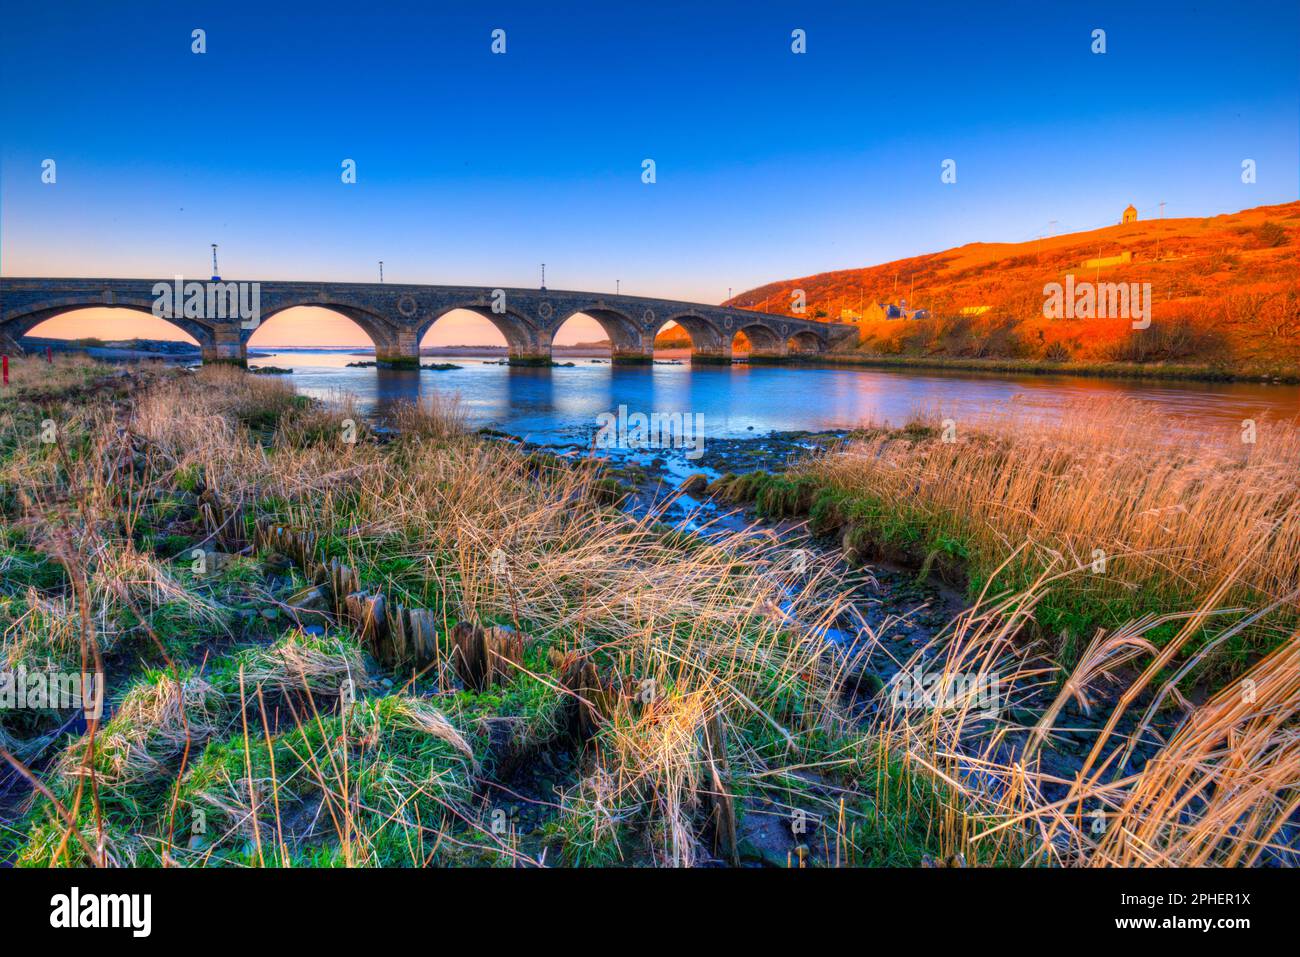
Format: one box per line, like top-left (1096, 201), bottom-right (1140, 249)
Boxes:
top-left (874, 570), bottom-right (1300, 867)
top-left (784, 397), bottom-right (1300, 671)
top-left (2, 365), bottom-right (1296, 868)
top-left (3, 366), bottom-right (876, 867)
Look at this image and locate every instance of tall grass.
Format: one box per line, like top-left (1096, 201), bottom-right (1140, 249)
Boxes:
top-left (4, 366), bottom-right (1297, 868)
top-left (5, 365), bottom-right (884, 867)
top-left (874, 569), bottom-right (1300, 867)
top-left (788, 398), bottom-right (1300, 672)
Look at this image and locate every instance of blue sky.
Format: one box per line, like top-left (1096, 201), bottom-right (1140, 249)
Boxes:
top-left (2, 0), bottom-right (1296, 344)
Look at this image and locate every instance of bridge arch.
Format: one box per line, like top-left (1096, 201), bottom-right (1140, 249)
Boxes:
top-left (0, 299), bottom-right (217, 355)
top-left (731, 322), bottom-right (788, 362)
top-left (787, 329), bottom-right (826, 355)
top-left (246, 305), bottom-right (398, 367)
top-left (557, 305), bottom-right (648, 363)
top-left (254, 302), bottom-right (399, 355)
top-left (416, 303), bottom-right (548, 365)
top-left (659, 312), bottom-right (730, 364)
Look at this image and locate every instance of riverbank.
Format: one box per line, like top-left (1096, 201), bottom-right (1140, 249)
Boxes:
top-left (2, 358), bottom-right (1295, 867)
top-left (806, 350), bottom-right (1300, 384)
top-left (1, 358), bottom-right (987, 867)
top-left (700, 406), bottom-right (1300, 688)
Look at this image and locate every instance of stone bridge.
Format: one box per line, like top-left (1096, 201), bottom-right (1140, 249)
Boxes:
top-left (0, 277), bottom-right (856, 367)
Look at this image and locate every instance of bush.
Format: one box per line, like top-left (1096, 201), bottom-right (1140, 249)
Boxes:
top-left (1043, 340), bottom-right (1071, 362)
top-left (1254, 221), bottom-right (1290, 248)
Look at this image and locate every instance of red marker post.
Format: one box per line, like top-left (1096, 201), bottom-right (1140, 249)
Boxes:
top-left (46, 346), bottom-right (53, 363)
top-left (2, 355), bottom-right (8, 387)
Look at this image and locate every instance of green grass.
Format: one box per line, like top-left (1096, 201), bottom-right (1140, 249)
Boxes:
top-left (709, 468), bottom-right (1278, 684)
top-left (809, 351), bottom-right (1300, 384)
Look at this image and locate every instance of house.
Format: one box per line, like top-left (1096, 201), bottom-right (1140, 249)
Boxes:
top-left (856, 302), bottom-right (891, 322)
top-left (856, 300), bottom-right (929, 322)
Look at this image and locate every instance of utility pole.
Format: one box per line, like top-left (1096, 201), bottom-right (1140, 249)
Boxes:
top-left (616, 279), bottom-right (620, 295)
top-left (210, 244), bottom-right (220, 281)
top-left (378, 261), bottom-right (384, 282)
top-left (1157, 202), bottom-right (1166, 260)
top-left (540, 264), bottom-right (546, 291)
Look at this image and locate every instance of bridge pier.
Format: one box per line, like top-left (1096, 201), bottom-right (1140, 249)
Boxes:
top-left (506, 327), bottom-right (554, 366)
top-left (689, 344), bottom-right (733, 365)
top-left (202, 327), bottom-right (247, 367)
top-left (507, 349), bottom-right (554, 366)
top-left (375, 329), bottom-right (422, 369)
top-left (611, 334), bottom-right (654, 365)
top-left (745, 343), bottom-right (790, 364)
top-left (0, 331), bottom-right (25, 356)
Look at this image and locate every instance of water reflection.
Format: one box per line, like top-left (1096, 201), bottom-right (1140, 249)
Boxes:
top-left (254, 349), bottom-right (1300, 445)
top-left (371, 368), bottom-right (422, 416)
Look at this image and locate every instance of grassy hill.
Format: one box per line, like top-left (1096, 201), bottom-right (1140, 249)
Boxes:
top-left (729, 201), bottom-right (1300, 379)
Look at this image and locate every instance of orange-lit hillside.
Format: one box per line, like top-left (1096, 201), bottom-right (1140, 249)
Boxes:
top-left (729, 202), bottom-right (1300, 375)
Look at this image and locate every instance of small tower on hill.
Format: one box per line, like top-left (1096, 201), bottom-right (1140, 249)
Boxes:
top-left (1121, 204), bottom-right (1138, 225)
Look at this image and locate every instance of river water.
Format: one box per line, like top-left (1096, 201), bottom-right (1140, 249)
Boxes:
top-left (253, 349), bottom-right (1300, 446)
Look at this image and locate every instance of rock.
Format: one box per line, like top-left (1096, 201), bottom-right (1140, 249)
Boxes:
top-left (839, 661), bottom-right (885, 696)
top-left (260, 607), bottom-right (280, 621)
top-left (292, 586), bottom-right (329, 612)
top-left (679, 473), bottom-right (710, 496)
top-left (263, 553), bottom-right (293, 573)
top-left (737, 837), bottom-right (764, 864)
top-left (303, 624), bottom-right (326, 637)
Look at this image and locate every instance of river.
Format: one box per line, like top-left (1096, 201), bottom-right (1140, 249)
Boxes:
top-left (252, 348), bottom-right (1300, 447)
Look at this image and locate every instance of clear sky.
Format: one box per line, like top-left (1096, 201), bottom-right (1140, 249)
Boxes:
top-left (2, 0), bottom-right (1296, 346)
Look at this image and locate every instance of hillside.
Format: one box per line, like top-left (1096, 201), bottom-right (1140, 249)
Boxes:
top-left (728, 201), bottom-right (1300, 378)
